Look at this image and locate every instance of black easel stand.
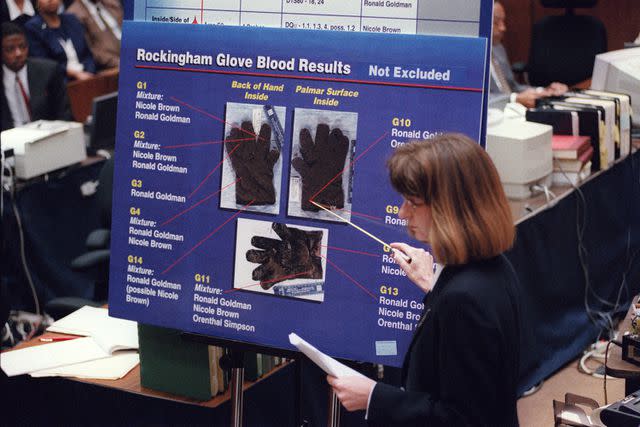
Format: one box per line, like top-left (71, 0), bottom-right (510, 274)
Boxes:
top-left (183, 333), bottom-right (302, 427)
top-left (227, 349), bottom-right (245, 427)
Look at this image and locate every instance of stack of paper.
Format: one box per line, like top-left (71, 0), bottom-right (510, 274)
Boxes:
top-left (288, 333), bottom-right (365, 378)
top-left (0, 306), bottom-right (139, 380)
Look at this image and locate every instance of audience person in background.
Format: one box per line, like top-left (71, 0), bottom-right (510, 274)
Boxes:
top-left (490, 1), bottom-right (568, 108)
top-left (25, 0), bottom-right (96, 81)
top-left (67, 0), bottom-right (122, 70)
top-left (1, 0), bottom-right (36, 26)
top-left (1, 22), bottom-right (72, 131)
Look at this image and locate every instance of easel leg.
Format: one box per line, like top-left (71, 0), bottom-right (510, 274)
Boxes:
top-left (328, 389), bottom-right (341, 427)
top-left (229, 350), bottom-right (244, 427)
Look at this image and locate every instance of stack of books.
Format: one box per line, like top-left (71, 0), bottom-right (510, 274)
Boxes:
top-left (137, 324), bottom-right (287, 401)
top-left (551, 135), bottom-right (593, 186)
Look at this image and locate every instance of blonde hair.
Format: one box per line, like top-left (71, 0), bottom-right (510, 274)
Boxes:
top-left (387, 133), bottom-right (514, 265)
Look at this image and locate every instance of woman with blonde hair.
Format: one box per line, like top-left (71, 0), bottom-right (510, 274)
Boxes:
top-left (328, 133), bottom-right (521, 426)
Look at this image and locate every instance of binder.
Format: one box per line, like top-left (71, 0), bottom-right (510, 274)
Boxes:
top-left (564, 94), bottom-right (618, 165)
top-left (138, 324), bottom-right (218, 401)
top-left (530, 102), bottom-right (602, 172)
top-left (582, 89), bottom-right (632, 157)
top-left (526, 108), bottom-right (578, 135)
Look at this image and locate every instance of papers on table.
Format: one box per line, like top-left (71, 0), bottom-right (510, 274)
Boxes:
top-left (30, 351), bottom-right (139, 380)
top-left (0, 306), bottom-right (139, 379)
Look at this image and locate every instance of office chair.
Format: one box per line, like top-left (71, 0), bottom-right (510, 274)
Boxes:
top-left (44, 157), bottom-right (114, 319)
top-left (524, 0), bottom-right (607, 87)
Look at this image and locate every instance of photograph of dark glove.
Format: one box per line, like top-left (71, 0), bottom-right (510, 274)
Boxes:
top-left (225, 121), bottom-right (279, 205)
top-left (292, 124), bottom-right (350, 211)
top-left (246, 223), bottom-right (323, 290)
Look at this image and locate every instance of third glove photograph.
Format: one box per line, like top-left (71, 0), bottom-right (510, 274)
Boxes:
top-left (233, 218), bottom-right (329, 302)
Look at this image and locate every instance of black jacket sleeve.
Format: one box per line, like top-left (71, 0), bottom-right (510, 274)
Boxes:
top-left (368, 289), bottom-right (517, 427)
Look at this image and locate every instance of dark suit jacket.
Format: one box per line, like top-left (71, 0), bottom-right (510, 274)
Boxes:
top-left (0, 0), bottom-right (36, 26)
top-left (368, 255), bottom-right (521, 427)
top-left (1, 58), bottom-right (73, 131)
top-left (24, 13), bottom-right (96, 80)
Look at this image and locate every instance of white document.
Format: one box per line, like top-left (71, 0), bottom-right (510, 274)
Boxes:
top-left (1, 337), bottom-right (112, 377)
top-left (288, 333), bottom-right (365, 378)
top-left (29, 351), bottom-right (139, 380)
top-left (1, 306), bottom-right (140, 378)
top-left (47, 306), bottom-right (139, 352)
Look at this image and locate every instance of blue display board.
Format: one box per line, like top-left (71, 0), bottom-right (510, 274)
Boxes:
top-left (109, 21), bottom-right (487, 367)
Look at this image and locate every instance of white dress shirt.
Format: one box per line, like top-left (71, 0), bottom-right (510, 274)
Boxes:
top-left (3, 64), bottom-right (31, 127)
top-left (6, 0), bottom-right (35, 21)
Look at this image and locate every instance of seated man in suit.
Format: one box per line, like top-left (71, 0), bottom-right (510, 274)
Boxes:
top-left (67, 0), bottom-right (122, 70)
top-left (490, 1), bottom-right (568, 108)
top-left (1, 22), bottom-right (72, 131)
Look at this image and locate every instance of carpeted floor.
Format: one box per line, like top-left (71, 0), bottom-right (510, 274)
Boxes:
top-left (517, 357), bottom-right (625, 426)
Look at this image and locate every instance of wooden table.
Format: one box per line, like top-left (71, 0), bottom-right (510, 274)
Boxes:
top-left (7, 330), bottom-right (289, 408)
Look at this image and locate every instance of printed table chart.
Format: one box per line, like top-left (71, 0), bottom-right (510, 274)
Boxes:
top-left (134, 0), bottom-right (482, 36)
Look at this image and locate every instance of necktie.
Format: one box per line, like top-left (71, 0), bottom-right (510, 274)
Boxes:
top-left (15, 75), bottom-right (32, 122)
top-left (491, 55), bottom-right (512, 94)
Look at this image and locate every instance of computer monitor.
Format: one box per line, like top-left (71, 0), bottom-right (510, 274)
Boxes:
top-left (590, 47), bottom-right (640, 126)
top-left (486, 111), bottom-right (553, 200)
top-left (89, 91), bottom-right (118, 151)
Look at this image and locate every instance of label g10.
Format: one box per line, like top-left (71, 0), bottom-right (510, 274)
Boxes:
top-left (392, 117), bottom-right (411, 127)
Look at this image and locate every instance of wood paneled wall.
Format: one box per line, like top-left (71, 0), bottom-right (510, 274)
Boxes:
top-left (499, 0), bottom-right (640, 63)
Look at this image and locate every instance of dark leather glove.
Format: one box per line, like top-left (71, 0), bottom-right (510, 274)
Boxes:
top-left (246, 223), bottom-right (323, 289)
top-left (225, 121), bottom-right (279, 205)
top-left (291, 124), bottom-right (350, 211)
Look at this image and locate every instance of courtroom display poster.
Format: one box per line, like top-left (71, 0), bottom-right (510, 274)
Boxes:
top-left (109, 21), bottom-right (487, 367)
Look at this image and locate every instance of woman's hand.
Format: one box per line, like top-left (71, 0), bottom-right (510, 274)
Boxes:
top-left (390, 242), bottom-right (435, 293)
top-left (327, 375), bottom-right (376, 412)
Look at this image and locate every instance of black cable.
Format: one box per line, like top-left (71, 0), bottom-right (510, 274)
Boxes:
top-left (9, 170), bottom-right (40, 316)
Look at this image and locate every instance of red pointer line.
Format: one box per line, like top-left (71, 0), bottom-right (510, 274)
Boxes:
top-left (169, 97), bottom-right (267, 142)
top-left (322, 245), bottom-right (381, 258)
top-left (188, 143), bottom-right (240, 199)
top-left (161, 178), bottom-right (240, 227)
top-left (161, 200), bottom-right (255, 275)
top-left (223, 271), bottom-right (311, 294)
top-left (163, 137), bottom-right (253, 149)
top-left (321, 254), bottom-right (377, 300)
top-left (309, 131), bottom-right (388, 203)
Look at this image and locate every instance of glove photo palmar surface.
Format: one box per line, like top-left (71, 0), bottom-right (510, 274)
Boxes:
top-left (292, 124), bottom-right (350, 211)
top-left (225, 121), bottom-right (279, 205)
top-left (246, 223), bottom-right (323, 290)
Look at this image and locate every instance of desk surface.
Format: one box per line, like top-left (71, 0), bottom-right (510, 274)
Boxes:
top-left (511, 139), bottom-right (640, 224)
top-left (9, 330), bottom-right (289, 409)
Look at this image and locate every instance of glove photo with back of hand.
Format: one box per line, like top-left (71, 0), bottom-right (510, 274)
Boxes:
top-left (246, 223), bottom-right (323, 289)
top-left (225, 121), bottom-right (279, 205)
top-left (292, 124), bottom-right (350, 211)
